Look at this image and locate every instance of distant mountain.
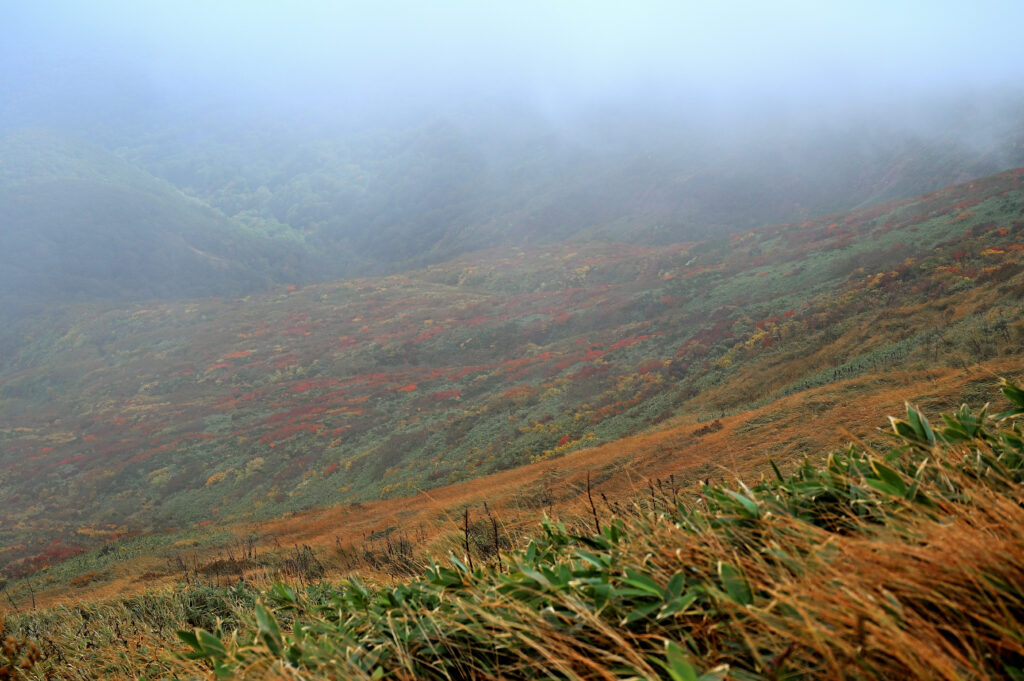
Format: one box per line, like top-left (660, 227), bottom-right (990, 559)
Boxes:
top-left (3, 100), bottom-right (1024, 319)
top-left (122, 103), bottom-right (1024, 271)
top-left (1, 167), bottom-right (1021, 573)
top-left (0, 129), bottom-right (315, 315)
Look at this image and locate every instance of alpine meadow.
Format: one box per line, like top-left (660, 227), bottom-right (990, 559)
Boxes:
top-left (2, 2), bottom-right (1024, 679)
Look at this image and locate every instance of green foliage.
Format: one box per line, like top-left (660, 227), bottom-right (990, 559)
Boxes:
top-left (2, 164), bottom-right (1024, 577)
top-left (0, 130), bottom-right (317, 312)
top-left (4, 385), bottom-right (1024, 678)
top-left (165, 384), bottom-right (1024, 679)
top-left (1, 583), bottom-right (258, 680)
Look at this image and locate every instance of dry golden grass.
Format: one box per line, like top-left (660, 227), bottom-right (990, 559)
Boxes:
top-left (742, 483), bottom-right (1024, 678)
top-left (7, 373), bottom-right (1024, 680)
top-left (25, 357), bottom-right (1023, 614)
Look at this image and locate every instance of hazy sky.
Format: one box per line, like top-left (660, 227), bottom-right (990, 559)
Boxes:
top-left (4, 0), bottom-right (1024, 123)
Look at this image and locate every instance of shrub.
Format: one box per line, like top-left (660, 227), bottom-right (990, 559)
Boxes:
top-left (174, 380), bottom-right (1024, 680)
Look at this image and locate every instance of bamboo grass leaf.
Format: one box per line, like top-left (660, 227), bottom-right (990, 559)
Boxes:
top-left (254, 603), bottom-right (283, 657)
top-left (717, 562), bottom-right (753, 606)
top-left (723, 489), bottom-right (760, 518)
top-left (623, 568), bottom-right (663, 598)
top-left (657, 640), bottom-right (699, 681)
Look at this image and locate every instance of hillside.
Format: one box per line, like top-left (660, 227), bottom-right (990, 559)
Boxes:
top-left (123, 107), bottom-right (1024, 269)
top-left (0, 129), bottom-right (314, 316)
top-left (4, 101), bottom-right (1023, 320)
top-left (1, 167), bottom-right (1022, 579)
top-left (3, 379), bottom-right (1024, 679)
top-left (7, 4), bottom-right (1024, 677)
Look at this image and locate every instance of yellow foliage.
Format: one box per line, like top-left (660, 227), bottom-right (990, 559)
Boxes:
top-left (244, 457), bottom-right (265, 476)
top-left (379, 480), bottom-right (414, 498)
top-left (41, 431), bottom-right (78, 444)
top-left (742, 329), bottom-right (770, 352)
top-left (521, 421), bottom-right (558, 435)
top-left (541, 383), bottom-right (567, 400)
top-left (345, 449), bottom-right (373, 471)
top-left (147, 467), bottom-right (172, 486)
top-left (205, 471), bottom-right (229, 488)
top-left (75, 526), bottom-right (112, 538)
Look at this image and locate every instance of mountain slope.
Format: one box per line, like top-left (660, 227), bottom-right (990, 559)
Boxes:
top-left (0, 129), bottom-right (313, 314)
top-left (122, 105), bottom-right (1024, 273)
top-left (4, 101), bottom-right (1023, 318)
top-left (1, 168), bottom-right (1022, 576)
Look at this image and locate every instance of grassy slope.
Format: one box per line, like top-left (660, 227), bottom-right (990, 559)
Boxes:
top-left (176, 385), bottom-right (1024, 680)
top-left (1, 168), bottom-right (1023, 581)
top-left (3, 381), bottom-right (1024, 680)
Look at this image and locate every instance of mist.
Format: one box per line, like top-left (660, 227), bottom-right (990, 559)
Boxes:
top-left (3, 0), bottom-right (1024, 323)
top-left (5, 1), bottom-right (1024, 131)
top-left (7, 1), bottom-right (1024, 623)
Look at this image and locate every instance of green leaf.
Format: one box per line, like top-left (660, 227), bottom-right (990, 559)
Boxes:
top-left (271, 582), bottom-right (297, 606)
top-left (664, 572), bottom-right (686, 601)
top-left (591, 582), bottom-right (613, 610)
top-left (575, 550), bottom-right (610, 569)
top-left (196, 629), bottom-right (227, 661)
top-left (717, 562), bottom-right (753, 605)
top-left (176, 628), bottom-right (228, 663)
top-left (176, 629), bottom-right (199, 648)
top-left (623, 568), bottom-right (663, 598)
top-left (429, 566), bottom-right (464, 588)
top-left (905, 404), bottom-right (936, 445)
top-left (175, 629), bottom-right (202, 657)
top-left (869, 460), bottom-right (907, 496)
top-left (661, 640), bottom-right (698, 681)
top-left (996, 378), bottom-right (1024, 420)
top-left (254, 603), bottom-right (283, 656)
top-left (660, 591), bottom-right (699, 618)
top-left (285, 644), bottom-right (304, 666)
top-left (723, 489), bottom-right (760, 518)
top-left (448, 554), bottom-right (470, 574)
top-left (521, 568), bottom-right (552, 589)
top-left (573, 534), bottom-right (614, 550)
top-left (1003, 379), bottom-right (1024, 408)
top-left (864, 478), bottom-right (902, 497)
top-left (622, 601), bottom-right (663, 624)
top-left (1003, 664), bottom-right (1024, 681)
top-left (889, 417), bottom-right (917, 441)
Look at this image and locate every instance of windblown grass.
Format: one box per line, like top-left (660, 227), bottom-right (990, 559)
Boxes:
top-left (5, 380), bottom-right (1024, 680)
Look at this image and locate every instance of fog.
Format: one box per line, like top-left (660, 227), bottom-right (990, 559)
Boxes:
top-left (3, 0), bottom-right (1024, 321)
top-left (5, 0), bottom-right (1024, 130)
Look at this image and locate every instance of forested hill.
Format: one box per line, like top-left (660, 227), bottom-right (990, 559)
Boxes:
top-left (119, 106), bottom-right (1024, 266)
top-left (0, 129), bottom-right (317, 315)
top-left (1, 166), bottom-right (1022, 577)
top-left (3, 102), bottom-right (1024, 318)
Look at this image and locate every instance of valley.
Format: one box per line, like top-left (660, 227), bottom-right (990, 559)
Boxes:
top-left (6, 3), bottom-right (1024, 677)
top-left (1, 167), bottom-right (1021, 606)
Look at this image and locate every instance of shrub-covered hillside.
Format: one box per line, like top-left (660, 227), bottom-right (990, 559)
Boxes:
top-left (3, 381), bottom-right (1024, 680)
top-left (1, 168), bottom-right (1023, 574)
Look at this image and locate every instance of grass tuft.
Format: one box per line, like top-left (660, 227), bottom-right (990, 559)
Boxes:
top-left (7, 380), bottom-right (1024, 679)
